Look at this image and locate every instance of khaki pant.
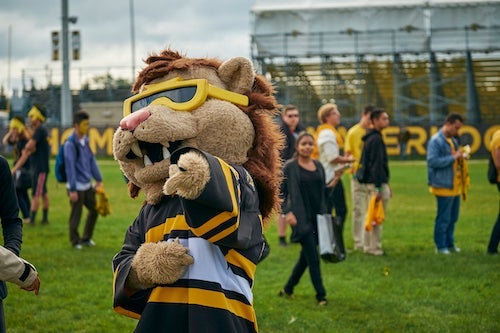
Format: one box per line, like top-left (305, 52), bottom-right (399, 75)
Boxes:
top-left (363, 183), bottom-right (390, 255)
top-left (351, 177), bottom-right (369, 249)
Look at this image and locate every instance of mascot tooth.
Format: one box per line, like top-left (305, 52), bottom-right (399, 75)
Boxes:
top-left (112, 49), bottom-right (284, 333)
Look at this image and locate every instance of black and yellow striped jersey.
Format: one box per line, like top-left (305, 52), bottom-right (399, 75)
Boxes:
top-left (113, 148), bottom-right (265, 333)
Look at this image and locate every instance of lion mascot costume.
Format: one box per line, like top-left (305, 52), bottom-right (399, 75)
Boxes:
top-left (112, 49), bottom-right (283, 333)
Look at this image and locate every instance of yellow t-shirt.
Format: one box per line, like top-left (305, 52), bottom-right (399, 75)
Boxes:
top-left (430, 137), bottom-right (462, 196)
top-left (491, 129), bottom-right (500, 182)
top-left (345, 123), bottom-right (366, 173)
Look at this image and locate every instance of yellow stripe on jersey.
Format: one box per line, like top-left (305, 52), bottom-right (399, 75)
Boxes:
top-left (190, 157), bottom-right (240, 239)
top-left (145, 215), bottom-right (190, 242)
top-left (225, 249), bottom-right (256, 281)
top-left (114, 305), bottom-right (141, 320)
top-left (145, 223), bottom-right (166, 243)
top-left (113, 264), bottom-right (142, 319)
top-left (149, 286), bottom-right (257, 330)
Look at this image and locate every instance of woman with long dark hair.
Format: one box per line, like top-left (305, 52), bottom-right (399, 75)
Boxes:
top-left (279, 131), bottom-right (328, 305)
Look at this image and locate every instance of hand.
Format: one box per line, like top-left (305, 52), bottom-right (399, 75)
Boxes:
top-left (284, 212), bottom-right (297, 226)
top-left (94, 182), bottom-right (103, 192)
top-left (69, 191), bottom-right (78, 203)
top-left (327, 173), bottom-right (341, 188)
top-left (130, 239), bottom-right (194, 289)
top-left (164, 151), bottom-right (210, 199)
top-left (346, 155), bottom-right (356, 163)
top-left (375, 191), bottom-right (382, 202)
top-left (21, 275), bottom-right (40, 296)
top-left (453, 151), bottom-right (463, 160)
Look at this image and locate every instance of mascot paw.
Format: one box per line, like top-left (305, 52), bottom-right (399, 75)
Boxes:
top-left (164, 151), bottom-right (210, 199)
top-left (128, 239), bottom-right (194, 290)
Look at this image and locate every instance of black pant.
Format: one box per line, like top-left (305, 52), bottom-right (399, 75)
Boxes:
top-left (326, 179), bottom-right (347, 222)
top-left (326, 179), bottom-right (347, 255)
top-left (68, 188), bottom-right (98, 246)
top-left (16, 188), bottom-right (30, 219)
top-left (284, 231), bottom-right (326, 301)
top-left (0, 299), bottom-right (5, 333)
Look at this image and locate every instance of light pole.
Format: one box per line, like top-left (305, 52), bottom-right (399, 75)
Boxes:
top-left (130, 0), bottom-right (136, 84)
top-left (60, 0), bottom-right (77, 128)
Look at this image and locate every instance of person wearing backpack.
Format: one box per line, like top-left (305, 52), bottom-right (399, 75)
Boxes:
top-left (64, 111), bottom-right (103, 249)
top-left (487, 129), bottom-right (500, 255)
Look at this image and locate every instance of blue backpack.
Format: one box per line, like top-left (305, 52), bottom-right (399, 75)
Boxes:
top-left (55, 137), bottom-right (79, 183)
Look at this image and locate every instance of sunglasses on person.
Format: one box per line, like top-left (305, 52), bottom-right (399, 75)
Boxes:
top-left (123, 77), bottom-right (249, 116)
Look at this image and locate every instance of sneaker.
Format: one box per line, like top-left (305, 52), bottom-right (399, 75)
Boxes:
top-left (318, 299), bottom-right (328, 306)
top-left (279, 238), bottom-right (288, 247)
top-left (41, 220), bottom-right (49, 225)
top-left (364, 249), bottom-right (384, 256)
top-left (73, 244), bottom-right (83, 250)
top-left (448, 247), bottom-right (461, 253)
top-left (278, 289), bottom-right (294, 299)
top-left (436, 248), bottom-right (450, 254)
top-left (82, 239), bottom-right (96, 247)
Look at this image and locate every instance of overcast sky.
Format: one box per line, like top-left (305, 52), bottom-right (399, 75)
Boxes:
top-left (0, 0), bottom-right (256, 94)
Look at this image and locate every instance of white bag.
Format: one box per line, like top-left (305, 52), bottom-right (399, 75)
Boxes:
top-left (317, 214), bottom-right (345, 263)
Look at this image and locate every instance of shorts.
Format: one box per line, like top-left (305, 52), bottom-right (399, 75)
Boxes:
top-left (32, 172), bottom-right (48, 197)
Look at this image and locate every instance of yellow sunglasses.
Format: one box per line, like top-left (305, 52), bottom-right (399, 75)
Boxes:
top-left (123, 77), bottom-right (249, 116)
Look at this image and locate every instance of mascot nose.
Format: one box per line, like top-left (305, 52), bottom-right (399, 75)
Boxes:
top-left (120, 109), bottom-right (151, 131)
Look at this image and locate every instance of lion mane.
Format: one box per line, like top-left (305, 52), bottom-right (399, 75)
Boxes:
top-left (129, 49), bottom-right (284, 223)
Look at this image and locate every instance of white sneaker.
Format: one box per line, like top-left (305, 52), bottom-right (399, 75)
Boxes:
top-left (436, 248), bottom-right (450, 254)
top-left (82, 239), bottom-right (96, 247)
top-left (449, 247), bottom-right (461, 253)
top-left (73, 244), bottom-right (83, 250)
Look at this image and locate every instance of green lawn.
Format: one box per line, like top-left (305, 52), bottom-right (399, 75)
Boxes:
top-left (3, 159), bottom-right (499, 333)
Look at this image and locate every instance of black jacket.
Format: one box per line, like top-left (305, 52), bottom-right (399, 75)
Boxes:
top-left (0, 155), bottom-right (23, 299)
top-left (358, 129), bottom-right (389, 188)
top-left (280, 159), bottom-right (327, 242)
top-left (279, 122), bottom-right (305, 162)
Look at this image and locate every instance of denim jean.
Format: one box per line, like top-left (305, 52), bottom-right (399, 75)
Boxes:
top-left (283, 231), bottom-right (326, 301)
top-left (487, 186), bottom-right (500, 253)
top-left (434, 195), bottom-right (460, 250)
top-left (487, 214), bottom-right (500, 254)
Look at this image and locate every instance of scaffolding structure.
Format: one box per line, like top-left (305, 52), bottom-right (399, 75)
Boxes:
top-left (250, 0), bottom-right (500, 126)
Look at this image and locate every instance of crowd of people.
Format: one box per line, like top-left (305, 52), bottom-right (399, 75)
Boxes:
top-left (0, 101), bottom-right (498, 329)
top-left (276, 103), bottom-right (499, 304)
top-left (0, 105), bottom-right (105, 331)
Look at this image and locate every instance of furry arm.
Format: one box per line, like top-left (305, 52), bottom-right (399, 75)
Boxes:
top-left (164, 150), bottom-right (210, 199)
top-left (127, 239), bottom-right (194, 290)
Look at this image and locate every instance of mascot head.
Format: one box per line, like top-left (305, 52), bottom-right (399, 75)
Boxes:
top-left (113, 49), bottom-right (283, 221)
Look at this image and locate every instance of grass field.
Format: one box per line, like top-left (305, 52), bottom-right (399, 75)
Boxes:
top-left (2, 158), bottom-right (499, 333)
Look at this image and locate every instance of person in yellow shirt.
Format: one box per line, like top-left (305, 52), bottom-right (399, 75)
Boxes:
top-left (344, 105), bottom-right (374, 250)
top-left (487, 129), bottom-right (500, 255)
top-left (426, 113), bottom-right (465, 254)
